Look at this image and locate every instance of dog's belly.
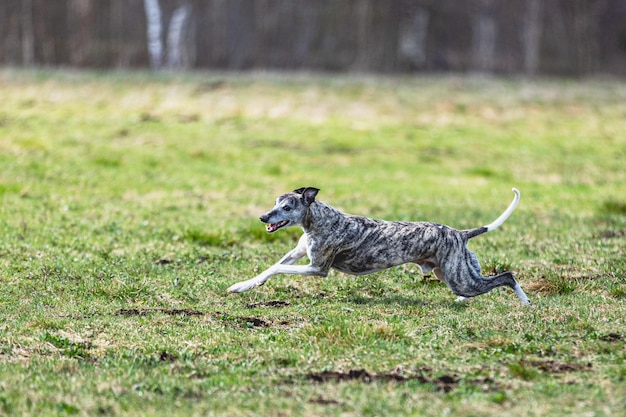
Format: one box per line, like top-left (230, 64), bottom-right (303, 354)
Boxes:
top-left (331, 259), bottom-right (390, 275)
top-left (330, 247), bottom-right (427, 275)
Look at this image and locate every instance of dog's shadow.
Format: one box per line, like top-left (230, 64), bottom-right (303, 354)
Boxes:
top-left (345, 294), bottom-right (468, 310)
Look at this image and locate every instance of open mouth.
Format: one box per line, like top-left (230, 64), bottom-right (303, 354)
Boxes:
top-left (265, 220), bottom-right (289, 233)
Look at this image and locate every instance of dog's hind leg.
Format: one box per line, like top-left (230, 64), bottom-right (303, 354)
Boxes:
top-left (417, 262), bottom-right (470, 302)
top-left (433, 267), bottom-right (467, 302)
top-left (439, 254), bottom-right (530, 305)
top-left (457, 271), bottom-right (530, 305)
top-left (512, 280), bottom-right (531, 305)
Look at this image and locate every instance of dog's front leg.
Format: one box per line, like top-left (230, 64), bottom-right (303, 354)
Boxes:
top-left (227, 263), bottom-right (326, 293)
top-left (227, 235), bottom-right (316, 293)
top-left (276, 234), bottom-right (308, 266)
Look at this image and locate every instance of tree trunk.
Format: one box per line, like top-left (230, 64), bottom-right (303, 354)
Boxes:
top-left (399, 6), bottom-right (429, 69)
top-left (353, 0), bottom-right (372, 71)
top-left (471, 0), bottom-right (496, 74)
top-left (571, 0), bottom-right (605, 75)
top-left (21, 0), bottom-right (35, 65)
top-left (522, 0), bottom-right (542, 76)
top-left (144, 0), bottom-right (163, 69)
top-left (68, 0), bottom-right (94, 66)
top-left (166, 3), bottom-right (192, 69)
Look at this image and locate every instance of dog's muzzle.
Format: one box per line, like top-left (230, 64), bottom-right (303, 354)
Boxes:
top-left (260, 213), bottom-right (289, 233)
top-left (264, 220), bottom-right (288, 233)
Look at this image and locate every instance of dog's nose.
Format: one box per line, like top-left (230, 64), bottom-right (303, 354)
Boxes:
top-left (259, 214), bottom-right (269, 223)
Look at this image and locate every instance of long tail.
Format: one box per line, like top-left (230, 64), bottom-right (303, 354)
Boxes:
top-left (462, 188), bottom-right (521, 240)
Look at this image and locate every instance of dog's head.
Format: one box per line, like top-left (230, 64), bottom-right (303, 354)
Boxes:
top-left (259, 187), bottom-right (319, 233)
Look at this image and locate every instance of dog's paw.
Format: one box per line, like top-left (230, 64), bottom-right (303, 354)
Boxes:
top-left (227, 279), bottom-right (261, 293)
top-left (517, 293), bottom-right (532, 306)
top-left (227, 282), bottom-right (250, 293)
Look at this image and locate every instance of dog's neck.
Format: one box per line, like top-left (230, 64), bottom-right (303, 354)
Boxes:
top-left (301, 200), bottom-right (344, 233)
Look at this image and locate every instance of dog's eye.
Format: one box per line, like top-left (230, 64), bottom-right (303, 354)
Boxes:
top-left (283, 206), bottom-right (291, 211)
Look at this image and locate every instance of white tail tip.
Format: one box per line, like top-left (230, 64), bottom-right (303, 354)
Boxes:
top-left (485, 188), bottom-right (520, 231)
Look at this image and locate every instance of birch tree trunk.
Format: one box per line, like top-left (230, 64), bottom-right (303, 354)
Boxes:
top-left (144, 0), bottom-right (163, 69)
top-left (399, 6), bottom-right (429, 69)
top-left (166, 3), bottom-right (192, 69)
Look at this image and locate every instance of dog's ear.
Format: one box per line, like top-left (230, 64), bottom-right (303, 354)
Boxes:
top-left (292, 187), bottom-right (306, 195)
top-left (301, 187), bottom-right (319, 206)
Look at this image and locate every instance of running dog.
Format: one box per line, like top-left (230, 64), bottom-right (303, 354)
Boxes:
top-left (227, 187), bottom-right (530, 305)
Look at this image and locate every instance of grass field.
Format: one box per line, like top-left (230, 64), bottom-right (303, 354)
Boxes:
top-left (0, 69), bottom-right (624, 416)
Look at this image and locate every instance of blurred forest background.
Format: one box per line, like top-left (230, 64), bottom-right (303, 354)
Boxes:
top-left (0, 0), bottom-right (625, 76)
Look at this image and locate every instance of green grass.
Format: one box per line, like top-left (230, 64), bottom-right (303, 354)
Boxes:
top-left (0, 69), bottom-right (625, 416)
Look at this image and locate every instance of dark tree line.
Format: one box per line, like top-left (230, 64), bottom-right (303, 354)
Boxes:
top-left (1, 0), bottom-right (625, 76)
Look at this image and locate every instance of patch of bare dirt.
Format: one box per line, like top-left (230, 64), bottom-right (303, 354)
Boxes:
top-left (116, 308), bottom-right (272, 328)
top-left (237, 317), bottom-right (269, 327)
top-left (117, 308), bottom-right (150, 316)
top-left (597, 229), bottom-right (626, 239)
top-left (308, 396), bottom-right (345, 406)
top-left (599, 332), bottom-right (623, 342)
top-left (117, 308), bottom-right (203, 317)
top-left (245, 300), bottom-right (290, 308)
top-left (525, 273), bottom-right (614, 296)
top-left (298, 368), bottom-right (498, 394)
top-left (520, 360), bottom-right (592, 374)
top-left (306, 368), bottom-right (410, 384)
top-left (158, 351), bottom-right (177, 362)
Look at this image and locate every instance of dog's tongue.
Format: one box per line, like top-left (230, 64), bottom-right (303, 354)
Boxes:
top-left (266, 223), bottom-right (277, 232)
